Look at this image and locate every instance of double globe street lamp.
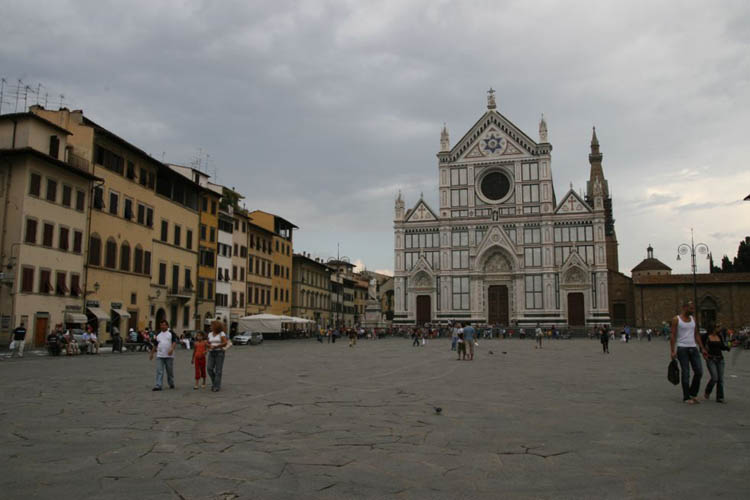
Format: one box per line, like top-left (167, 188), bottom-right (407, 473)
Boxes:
top-left (676, 229), bottom-right (710, 330)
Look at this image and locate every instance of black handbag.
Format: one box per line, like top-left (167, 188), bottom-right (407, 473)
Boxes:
top-left (668, 359), bottom-right (680, 385)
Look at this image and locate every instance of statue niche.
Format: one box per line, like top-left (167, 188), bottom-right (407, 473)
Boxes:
top-left (484, 252), bottom-right (511, 273)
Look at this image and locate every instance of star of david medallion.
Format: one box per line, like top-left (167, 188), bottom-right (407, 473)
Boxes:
top-left (482, 133), bottom-right (504, 154)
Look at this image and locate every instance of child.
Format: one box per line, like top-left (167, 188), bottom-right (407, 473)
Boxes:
top-left (457, 332), bottom-right (466, 360)
top-left (191, 332), bottom-right (208, 389)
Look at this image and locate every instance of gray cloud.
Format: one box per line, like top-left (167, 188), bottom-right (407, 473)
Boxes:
top-left (2, 0), bottom-right (750, 274)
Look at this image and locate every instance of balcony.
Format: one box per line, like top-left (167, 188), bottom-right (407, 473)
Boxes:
top-left (167, 286), bottom-right (193, 302)
top-left (66, 151), bottom-right (90, 172)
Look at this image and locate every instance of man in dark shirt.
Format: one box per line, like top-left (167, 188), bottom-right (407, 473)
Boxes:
top-left (10, 323), bottom-right (27, 358)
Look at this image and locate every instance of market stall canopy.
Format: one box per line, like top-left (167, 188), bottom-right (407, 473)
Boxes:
top-left (237, 314), bottom-right (316, 332)
top-left (64, 312), bottom-right (88, 324)
top-left (111, 307), bottom-right (131, 319)
top-left (87, 307), bottom-right (110, 322)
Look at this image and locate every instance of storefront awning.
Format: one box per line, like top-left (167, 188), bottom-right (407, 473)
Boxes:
top-left (64, 312), bottom-right (88, 324)
top-left (111, 307), bottom-right (131, 319)
top-left (87, 307), bottom-right (110, 322)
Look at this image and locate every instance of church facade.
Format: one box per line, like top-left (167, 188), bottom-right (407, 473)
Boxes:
top-left (393, 91), bottom-right (619, 328)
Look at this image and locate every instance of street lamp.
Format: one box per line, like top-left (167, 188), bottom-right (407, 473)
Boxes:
top-left (676, 229), bottom-right (710, 329)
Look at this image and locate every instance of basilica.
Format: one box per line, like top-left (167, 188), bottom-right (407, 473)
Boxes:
top-left (393, 90), bottom-right (620, 328)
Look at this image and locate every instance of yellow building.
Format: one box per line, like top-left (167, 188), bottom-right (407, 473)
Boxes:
top-left (354, 276), bottom-right (368, 325)
top-left (0, 112), bottom-right (99, 346)
top-left (33, 106), bottom-right (157, 339)
top-left (248, 210), bottom-right (296, 316)
top-left (291, 252), bottom-right (332, 326)
top-left (230, 208), bottom-right (250, 333)
top-left (245, 221), bottom-right (274, 316)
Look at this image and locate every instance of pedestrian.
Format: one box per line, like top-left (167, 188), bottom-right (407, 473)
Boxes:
top-left (9, 322), bottom-right (27, 358)
top-left (412, 329), bottom-right (420, 347)
top-left (703, 326), bottom-right (729, 403)
top-left (456, 331), bottom-right (467, 360)
top-left (451, 324), bottom-right (458, 351)
top-left (46, 326), bottom-right (62, 356)
top-left (191, 331), bottom-right (208, 390)
top-left (87, 324), bottom-right (100, 354)
top-left (535, 323), bottom-right (543, 349)
top-left (349, 328), bottom-right (357, 347)
top-left (463, 323), bottom-right (476, 360)
top-left (600, 326), bottom-right (609, 354)
top-left (646, 328), bottom-right (652, 342)
top-left (149, 319), bottom-right (177, 391)
top-left (207, 320), bottom-right (228, 392)
top-left (670, 300), bottom-right (708, 404)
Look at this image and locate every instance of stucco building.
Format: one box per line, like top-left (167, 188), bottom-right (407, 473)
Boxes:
top-left (246, 220), bottom-right (274, 316)
top-left (249, 210), bottom-right (296, 316)
top-left (393, 91), bottom-right (617, 328)
top-left (291, 252), bottom-right (331, 326)
top-left (230, 208), bottom-right (250, 333)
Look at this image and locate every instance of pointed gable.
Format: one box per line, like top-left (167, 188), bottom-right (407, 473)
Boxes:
top-left (474, 224), bottom-right (519, 271)
top-left (405, 199), bottom-right (438, 223)
top-left (555, 189), bottom-right (592, 215)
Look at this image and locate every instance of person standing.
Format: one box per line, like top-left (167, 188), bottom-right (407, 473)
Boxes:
top-left (9, 322), bottom-right (27, 358)
top-left (463, 323), bottom-right (476, 360)
top-left (535, 323), bottom-right (543, 349)
top-left (207, 320), bottom-right (228, 392)
top-left (670, 300), bottom-right (707, 404)
top-left (600, 326), bottom-right (609, 354)
top-left (703, 327), bottom-right (729, 403)
top-left (88, 324), bottom-right (100, 354)
top-left (149, 320), bottom-right (177, 391)
top-left (412, 328), bottom-right (420, 347)
top-left (450, 324), bottom-right (458, 351)
top-left (191, 331), bottom-right (208, 390)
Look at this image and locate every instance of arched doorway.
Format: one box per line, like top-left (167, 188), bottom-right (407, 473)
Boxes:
top-left (416, 295), bottom-right (431, 326)
top-left (567, 293), bottom-right (585, 326)
top-left (488, 285), bottom-right (509, 325)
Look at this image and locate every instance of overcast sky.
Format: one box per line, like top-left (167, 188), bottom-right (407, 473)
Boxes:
top-left (3, 0), bottom-right (749, 275)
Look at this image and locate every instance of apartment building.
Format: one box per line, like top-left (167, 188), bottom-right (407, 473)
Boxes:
top-left (291, 252), bottom-right (332, 326)
top-left (230, 208), bottom-right (250, 333)
top-left (248, 210), bottom-right (296, 316)
top-left (245, 221), bottom-right (274, 316)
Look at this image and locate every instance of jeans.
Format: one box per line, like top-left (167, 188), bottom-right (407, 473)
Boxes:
top-left (676, 347), bottom-right (703, 401)
top-left (207, 350), bottom-right (225, 390)
top-left (155, 357), bottom-right (174, 388)
top-left (705, 358), bottom-right (724, 401)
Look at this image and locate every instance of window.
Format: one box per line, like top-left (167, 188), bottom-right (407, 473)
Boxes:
top-left (109, 191), bottom-right (119, 215)
top-left (554, 246), bottom-right (572, 266)
top-left (211, 200), bottom-right (216, 215)
top-left (522, 184), bottom-right (539, 203)
top-left (49, 135), bottom-right (60, 158)
top-left (185, 268), bottom-right (192, 289)
top-left (525, 275), bottom-right (543, 309)
top-left (55, 272), bottom-right (68, 295)
top-left (95, 145), bottom-right (124, 174)
top-left (198, 279), bottom-right (205, 299)
top-left (452, 250), bottom-right (469, 269)
top-left (186, 230), bottom-right (193, 250)
top-left (578, 245), bottom-right (595, 265)
top-left (183, 306), bottom-right (190, 328)
top-left (285, 289), bottom-right (289, 302)
top-left (161, 220), bottom-right (168, 242)
top-left (21, 266), bottom-right (34, 293)
top-left (29, 173), bottom-right (41, 196)
top-left (202, 197), bottom-right (208, 212)
top-left (75, 190), bottom-right (85, 211)
top-left (234, 243), bottom-right (238, 256)
top-left (39, 269), bottom-right (52, 294)
top-left (140, 167), bottom-right (148, 186)
top-left (452, 277), bottom-right (469, 310)
top-left (209, 227), bottom-right (215, 242)
top-left (524, 227), bottom-right (541, 244)
top-left (450, 167), bottom-right (468, 186)
top-left (146, 207), bottom-right (153, 228)
top-left (591, 272), bottom-right (597, 308)
top-left (105, 239), bottom-right (117, 268)
top-left (42, 223), bottom-right (54, 247)
top-left (240, 292), bottom-right (244, 307)
top-left (126, 161), bottom-right (135, 180)
top-left (240, 267), bottom-right (245, 281)
top-left (475, 228), bottom-right (486, 243)
top-left (124, 198), bottom-right (133, 220)
top-left (451, 231), bottom-right (469, 247)
top-left (62, 185), bottom-right (72, 207)
top-left (73, 230), bottom-right (83, 253)
top-left (451, 189), bottom-right (468, 207)
top-left (274, 288), bottom-right (278, 301)
top-left (425, 251), bottom-right (440, 270)
top-left (59, 227), bottom-right (69, 251)
top-left (158, 263), bottom-right (167, 285)
top-left (46, 179), bottom-right (57, 202)
top-left (232, 291), bottom-right (238, 308)
top-left (172, 265), bottom-right (179, 291)
top-left (554, 226), bottom-right (594, 243)
top-left (131, 293), bottom-right (137, 305)
top-left (120, 242), bottom-right (130, 271)
top-left (200, 224), bottom-right (206, 241)
top-left (524, 247), bottom-right (542, 267)
top-left (174, 225), bottom-right (181, 246)
top-left (275, 240), bottom-right (279, 252)
top-left (89, 235), bottom-right (101, 265)
top-left (25, 218), bottom-right (37, 244)
top-left (248, 256), bottom-right (253, 274)
top-left (144, 251), bottom-right (151, 275)
top-left (137, 204), bottom-right (145, 224)
top-left (71, 274), bottom-right (82, 297)
top-left (93, 186), bottom-right (104, 210)
top-left (134, 246), bottom-right (143, 273)
top-left (207, 280), bottom-right (213, 300)
top-left (522, 163), bottom-right (539, 180)
top-left (170, 304), bottom-right (178, 328)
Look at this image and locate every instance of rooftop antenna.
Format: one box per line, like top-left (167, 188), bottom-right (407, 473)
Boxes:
top-left (14, 79), bottom-right (22, 112)
top-left (0, 78), bottom-right (5, 114)
top-left (58, 94), bottom-right (65, 109)
top-left (35, 83), bottom-right (42, 105)
top-left (22, 84), bottom-right (31, 111)
top-left (43, 92), bottom-right (49, 108)
top-left (205, 153), bottom-right (210, 175)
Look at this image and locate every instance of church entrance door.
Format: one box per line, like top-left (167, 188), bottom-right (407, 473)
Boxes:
top-left (416, 295), bottom-right (431, 326)
top-left (487, 285), bottom-right (509, 325)
top-left (568, 293), bottom-right (585, 326)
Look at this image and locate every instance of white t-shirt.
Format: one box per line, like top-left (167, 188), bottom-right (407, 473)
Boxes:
top-left (155, 330), bottom-right (176, 358)
top-left (208, 331), bottom-right (227, 350)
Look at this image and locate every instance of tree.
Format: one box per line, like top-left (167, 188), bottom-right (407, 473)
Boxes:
top-left (712, 237), bottom-right (750, 273)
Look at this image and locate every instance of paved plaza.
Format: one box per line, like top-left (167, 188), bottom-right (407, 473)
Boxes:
top-left (1, 337), bottom-right (749, 499)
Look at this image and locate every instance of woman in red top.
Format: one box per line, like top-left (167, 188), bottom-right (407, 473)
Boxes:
top-left (191, 331), bottom-right (208, 389)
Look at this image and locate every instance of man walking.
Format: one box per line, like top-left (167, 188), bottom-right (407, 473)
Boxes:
top-left (149, 320), bottom-right (177, 391)
top-left (671, 300), bottom-right (707, 404)
top-left (463, 323), bottom-right (476, 360)
top-left (10, 322), bottom-right (27, 358)
top-left (535, 323), bottom-right (543, 349)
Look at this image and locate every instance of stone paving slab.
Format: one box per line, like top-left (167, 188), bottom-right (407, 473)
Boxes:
top-left (1, 338), bottom-right (749, 499)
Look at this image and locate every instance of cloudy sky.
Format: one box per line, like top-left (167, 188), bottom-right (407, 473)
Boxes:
top-left (3, 0), bottom-right (749, 275)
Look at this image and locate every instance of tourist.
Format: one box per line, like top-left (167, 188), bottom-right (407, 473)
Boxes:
top-left (149, 319), bottom-right (177, 391)
top-left (87, 324), bottom-right (99, 354)
top-left (81, 327), bottom-right (91, 354)
top-left (62, 328), bottom-right (78, 356)
top-left (128, 328), bottom-right (138, 343)
top-left (451, 324), bottom-right (458, 351)
top-left (191, 331), bottom-right (208, 390)
top-left (670, 300), bottom-right (707, 404)
top-left (412, 328), bottom-right (420, 347)
top-left (456, 331), bottom-right (467, 360)
top-left (9, 322), bottom-right (27, 358)
top-left (535, 323), bottom-right (543, 349)
top-left (349, 328), bottom-right (357, 347)
top-left (646, 328), bottom-right (652, 342)
top-left (46, 326), bottom-right (62, 356)
top-left (703, 327), bottom-right (729, 403)
top-left (600, 326), bottom-right (609, 354)
top-left (207, 320), bottom-right (228, 392)
top-left (464, 323), bottom-right (476, 360)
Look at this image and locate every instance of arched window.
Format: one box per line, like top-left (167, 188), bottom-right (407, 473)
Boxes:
top-left (120, 242), bottom-right (131, 271)
top-left (105, 238), bottom-right (117, 269)
top-left (89, 234), bottom-right (101, 266)
top-left (134, 245), bottom-right (144, 274)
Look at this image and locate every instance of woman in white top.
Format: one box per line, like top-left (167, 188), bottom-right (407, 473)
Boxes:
top-left (207, 320), bottom-right (228, 392)
top-left (670, 300), bottom-right (708, 404)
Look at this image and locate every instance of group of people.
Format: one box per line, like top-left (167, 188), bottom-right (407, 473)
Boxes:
top-left (449, 323), bottom-right (477, 360)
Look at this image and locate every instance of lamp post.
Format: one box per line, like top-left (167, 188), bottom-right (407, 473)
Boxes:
top-left (676, 229), bottom-right (710, 330)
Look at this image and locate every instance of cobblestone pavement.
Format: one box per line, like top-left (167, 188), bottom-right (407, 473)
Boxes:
top-left (1, 337), bottom-right (748, 499)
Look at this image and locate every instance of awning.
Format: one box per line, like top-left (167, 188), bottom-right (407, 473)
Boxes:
top-left (111, 307), bottom-right (131, 319)
top-left (87, 307), bottom-right (110, 322)
top-left (64, 312), bottom-right (88, 324)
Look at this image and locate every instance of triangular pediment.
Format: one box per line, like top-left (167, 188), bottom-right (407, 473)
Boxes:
top-left (409, 257), bottom-right (435, 289)
top-left (445, 110), bottom-right (544, 163)
top-left (555, 190), bottom-right (592, 214)
top-left (561, 251), bottom-right (590, 285)
top-left (474, 225), bottom-right (519, 271)
top-left (405, 199), bottom-right (438, 223)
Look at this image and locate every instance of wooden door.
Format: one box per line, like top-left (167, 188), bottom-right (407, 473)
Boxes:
top-left (568, 293), bottom-right (585, 326)
top-left (34, 316), bottom-right (49, 346)
top-left (488, 285), bottom-right (509, 325)
top-left (416, 295), bottom-right (431, 326)
top-left (128, 310), bottom-right (138, 331)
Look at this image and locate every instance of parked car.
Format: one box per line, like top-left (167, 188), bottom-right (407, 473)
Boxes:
top-left (232, 331), bottom-right (263, 345)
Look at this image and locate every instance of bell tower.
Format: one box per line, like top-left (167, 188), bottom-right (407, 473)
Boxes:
top-left (585, 127), bottom-right (618, 272)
